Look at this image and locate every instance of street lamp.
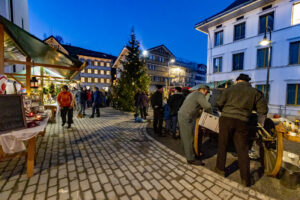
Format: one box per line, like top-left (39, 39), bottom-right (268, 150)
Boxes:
top-left (142, 50), bottom-right (148, 57)
top-left (259, 26), bottom-right (272, 103)
top-left (167, 58), bottom-right (175, 91)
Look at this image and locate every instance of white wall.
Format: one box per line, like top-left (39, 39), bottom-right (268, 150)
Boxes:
top-left (206, 0), bottom-right (300, 116)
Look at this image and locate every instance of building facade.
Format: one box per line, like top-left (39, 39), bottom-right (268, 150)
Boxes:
top-left (195, 0), bottom-right (300, 116)
top-left (45, 36), bottom-right (116, 91)
top-left (1, 0), bottom-right (29, 73)
top-left (113, 45), bottom-right (206, 92)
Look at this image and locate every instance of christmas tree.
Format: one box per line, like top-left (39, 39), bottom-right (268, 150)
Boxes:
top-left (112, 29), bottom-right (150, 111)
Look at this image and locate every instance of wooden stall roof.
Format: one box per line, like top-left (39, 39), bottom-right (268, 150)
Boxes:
top-left (0, 15), bottom-right (84, 79)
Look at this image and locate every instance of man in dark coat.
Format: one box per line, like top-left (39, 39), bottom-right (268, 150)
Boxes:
top-left (216, 73), bottom-right (268, 186)
top-left (168, 87), bottom-right (185, 139)
top-left (151, 85), bottom-right (164, 136)
top-left (90, 87), bottom-right (103, 118)
top-left (78, 86), bottom-right (88, 117)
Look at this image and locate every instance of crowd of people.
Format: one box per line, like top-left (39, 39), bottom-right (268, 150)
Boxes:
top-left (149, 73), bottom-right (268, 187)
top-left (57, 85), bottom-right (108, 129)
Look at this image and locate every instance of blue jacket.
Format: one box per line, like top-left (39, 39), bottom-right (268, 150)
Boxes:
top-left (93, 91), bottom-right (103, 106)
top-left (163, 104), bottom-right (171, 120)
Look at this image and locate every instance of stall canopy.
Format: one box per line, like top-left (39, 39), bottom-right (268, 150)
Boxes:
top-left (190, 80), bottom-right (233, 91)
top-left (0, 15), bottom-right (84, 79)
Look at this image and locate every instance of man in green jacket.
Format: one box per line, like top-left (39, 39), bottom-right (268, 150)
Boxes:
top-left (178, 85), bottom-right (212, 166)
top-left (216, 73), bottom-right (268, 186)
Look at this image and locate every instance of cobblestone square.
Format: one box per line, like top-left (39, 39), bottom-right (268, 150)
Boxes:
top-left (0, 108), bottom-right (276, 200)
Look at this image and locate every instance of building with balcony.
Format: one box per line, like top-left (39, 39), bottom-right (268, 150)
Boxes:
top-left (113, 45), bottom-right (206, 92)
top-left (44, 36), bottom-right (116, 91)
top-left (1, 0), bottom-right (29, 73)
top-left (195, 0), bottom-right (300, 116)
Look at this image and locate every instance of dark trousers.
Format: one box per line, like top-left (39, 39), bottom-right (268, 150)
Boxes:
top-left (140, 107), bottom-right (147, 119)
top-left (216, 116), bottom-right (250, 184)
top-left (61, 107), bottom-right (73, 125)
top-left (79, 102), bottom-right (86, 115)
top-left (171, 115), bottom-right (178, 136)
top-left (92, 104), bottom-right (100, 117)
top-left (153, 108), bottom-right (163, 134)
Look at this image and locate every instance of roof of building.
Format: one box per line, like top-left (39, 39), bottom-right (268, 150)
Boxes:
top-left (195, 0), bottom-right (256, 28)
top-left (62, 45), bottom-right (117, 61)
top-left (147, 44), bottom-right (175, 57)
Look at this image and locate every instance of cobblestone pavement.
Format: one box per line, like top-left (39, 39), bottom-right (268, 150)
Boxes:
top-left (0, 108), bottom-right (277, 200)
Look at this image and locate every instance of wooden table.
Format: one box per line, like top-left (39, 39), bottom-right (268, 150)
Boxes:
top-left (0, 118), bottom-right (48, 178)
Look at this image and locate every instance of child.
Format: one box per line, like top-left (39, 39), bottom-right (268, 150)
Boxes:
top-left (163, 98), bottom-right (171, 135)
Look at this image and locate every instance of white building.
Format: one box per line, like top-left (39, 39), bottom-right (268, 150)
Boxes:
top-left (0, 0), bottom-right (29, 73)
top-left (195, 0), bottom-right (300, 116)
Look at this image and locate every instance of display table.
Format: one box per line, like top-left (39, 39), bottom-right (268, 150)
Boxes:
top-left (0, 116), bottom-right (49, 177)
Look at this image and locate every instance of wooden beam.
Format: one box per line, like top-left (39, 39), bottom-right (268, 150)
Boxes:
top-left (26, 57), bottom-right (31, 95)
top-left (7, 74), bottom-right (26, 88)
top-left (4, 59), bottom-right (80, 71)
top-left (41, 67), bottom-right (44, 104)
top-left (5, 73), bottom-right (65, 80)
top-left (0, 24), bottom-right (4, 74)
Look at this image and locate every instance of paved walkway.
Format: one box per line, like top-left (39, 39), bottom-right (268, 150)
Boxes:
top-left (0, 108), bottom-right (276, 200)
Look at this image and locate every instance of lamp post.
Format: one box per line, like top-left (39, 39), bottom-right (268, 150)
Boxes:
top-left (168, 58), bottom-right (175, 91)
top-left (259, 26), bottom-right (272, 103)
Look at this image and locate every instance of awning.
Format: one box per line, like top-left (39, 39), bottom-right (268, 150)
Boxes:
top-left (190, 80), bottom-right (233, 91)
top-left (0, 15), bottom-right (83, 79)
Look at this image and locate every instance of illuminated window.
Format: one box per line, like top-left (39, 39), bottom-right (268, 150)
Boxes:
top-left (100, 62), bottom-right (104, 66)
top-left (94, 78), bottom-right (98, 83)
top-left (106, 63), bottom-right (110, 67)
top-left (81, 69), bottom-right (85, 73)
top-left (94, 61), bottom-right (98, 66)
top-left (106, 71), bottom-right (110, 75)
top-left (88, 69), bottom-right (92, 73)
top-left (101, 70), bottom-right (104, 75)
top-left (292, 3), bottom-right (300, 25)
top-left (100, 78), bottom-right (104, 83)
top-left (88, 78), bottom-right (92, 83)
top-left (94, 69), bottom-right (98, 74)
top-left (106, 79), bottom-right (110, 83)
top-left (80, 77), bottom-right (85, 82)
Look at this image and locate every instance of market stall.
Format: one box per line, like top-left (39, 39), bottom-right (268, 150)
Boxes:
top-left (0, 15), bottom-right (86, 177)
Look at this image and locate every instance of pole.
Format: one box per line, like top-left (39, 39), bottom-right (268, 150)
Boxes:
top-left (41, 67), bottom-right (44, 104)
top-left (265, 27), bottom-right (272, 103)
top-left (26, 57), bottom-right (31, 95)
top-left (0, 24), bottom-right (4, 75)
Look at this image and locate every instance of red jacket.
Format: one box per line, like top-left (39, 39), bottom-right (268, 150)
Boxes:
top-left (57, 91), bottom-right (74, 107)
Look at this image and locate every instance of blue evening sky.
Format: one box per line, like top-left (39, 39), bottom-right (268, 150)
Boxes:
top-left (28, 0), bottom-right (233, 64)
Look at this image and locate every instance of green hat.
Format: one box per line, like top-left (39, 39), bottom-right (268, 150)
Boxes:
top-left (199, 85), bottom-right (210, 91)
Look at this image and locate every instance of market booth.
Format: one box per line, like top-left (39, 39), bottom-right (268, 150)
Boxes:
top-left (0, 15), bottom-right (86, 177)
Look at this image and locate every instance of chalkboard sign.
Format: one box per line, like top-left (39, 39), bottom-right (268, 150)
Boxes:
top-left (0, 95), bottom-right (26, 134)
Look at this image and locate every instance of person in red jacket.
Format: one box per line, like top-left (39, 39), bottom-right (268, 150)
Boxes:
top-left (57, 85), bottom-right (74, 128)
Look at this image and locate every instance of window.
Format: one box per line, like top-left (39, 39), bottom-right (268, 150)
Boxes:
top-left (148, 64), bottom-right (156, 70)
top-left (100, 78), bottom-right (104, 83)
top-left (215, 31), bottom-right (223, 46)
top-left (94, 61), bottom-right (98, 66)
top-left (259, 12), bottom-right (274, 34)
top-left (256, 84), bottom-right (270, 99)
top-left (80, 77), bottom-right (85, 82)
top-left (292, 3), bottom-right (300, 25)
top-left (100, 62), bottom-right (104, 66)
top-left (289, 41), bottom-right (300, 65)
top-left (88, 78), bottom-right (92, 83)
top-left (287, 84), bottom-right (300, 105)
top-left (94, 69), bottom-right (98, 74)
top-left (101, 70), bottom-right (104, 75)
top-left (234, 23), bottom-right (245, 41)
top-left (213, 57), bottom-right (222, 73)
top-left (106, 71), bottom-right (110, 75)
top-left (106, 63), bottom-right (110, 67)
top-left (257, 48), bottom-right (272, 68)
top-left (232, 53), bottom-right (244, 71)
top-left (94, 78), bottom-right (98, 83)
top-left (87, 69), bottom-right (92, 73)
top-left (106, 79), bottom-right (110, 83)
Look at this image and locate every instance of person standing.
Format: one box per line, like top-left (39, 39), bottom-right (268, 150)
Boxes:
top-left (163, 97), bottom-right (171, 135)
top-left (87, 89), bottom-right (92, 108)
top-left (57, 85), bottom-right (74, 128)
top-left (151, 85), bottom-right (164, 136)
top-left (134, 90), bottom-right (141, 117)
top-left (138, 92), bottom-right (148, 119)
top-left (168, 87), bottom-right (185, 139)
top-left (90, 87), bottom-right (103, 118)
top-left (178, 85), bottom-right (212, 165)
top-left (78, 87), bottom-right (88, 117)
top-left (216, 73), bottom-right (268, 186)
